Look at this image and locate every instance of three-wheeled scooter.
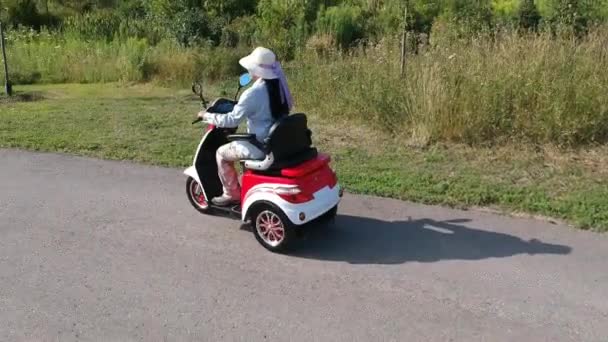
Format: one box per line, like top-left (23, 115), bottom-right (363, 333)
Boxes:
top-left (184, 74), bottom-right (342, 252)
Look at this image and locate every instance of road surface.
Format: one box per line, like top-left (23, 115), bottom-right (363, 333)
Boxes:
top-left (1, 149), bottom-right (607, 341)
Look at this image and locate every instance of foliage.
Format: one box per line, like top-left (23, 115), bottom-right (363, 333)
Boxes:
top-left (316, 4), bottom-right (365, 49)
top-left (1, 0), bottom-right (607, 52)
top-left (203, 0), bottom-right (258, 20)
top-left (440, 0), bottom-right (495, 32)
top-left (62, 10), bottom-right (121, 40)
top-left (518, 0), bottom-right (541, 30)
top-left (254, 0), bottom-right (308, 60)
top-left (2, 0), bottom-right (61, 29)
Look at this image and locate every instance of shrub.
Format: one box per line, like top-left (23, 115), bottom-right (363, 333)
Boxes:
top-left (518, 0), bottom-right (542, 31)
top-left (63, 10), bottom-right (122, 40)
top-left (255, 0), bottom-right (308, 60)
top-left (221, 15), bottom-right (256, 47)
top-left (305, 33), bottom-right (336, 58)
top-left (4, 0), bottom-right (60, 30)
top-left (316, 4), bottom-right (365, 50)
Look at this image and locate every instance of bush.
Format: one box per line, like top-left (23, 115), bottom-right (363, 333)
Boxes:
top-left (255, 0), bottom-right (308, 60)
top-left (305, 33), bottom-right (336, 58)
top-left (221, 15), bottom-right (256, 47)
top-left (540, 0), bottom-right (608, 35)
top-left (63, 11), bottom-right (122, 40)
top-left (316, 4), bottom-right (365, 50)
top-left (518, 0), bottom-right (542, 31)
top-left (4, 0), bottom-right (61, 30)
top-left (197, 47), bottom-right (249, 82)
top-left (441, 0), bottom-right (495, 32)
top-left (411, 1), bottom-right (442, 33)
top-left (9, 71), bottom-right (42, 85)
top-left (170, 10), bottom-right (216, 47)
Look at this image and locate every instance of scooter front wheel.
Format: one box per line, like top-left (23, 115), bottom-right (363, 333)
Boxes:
top-left (186, 177), bottom-right (211, 214)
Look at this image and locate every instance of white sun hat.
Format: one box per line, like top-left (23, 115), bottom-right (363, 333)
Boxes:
top-left (239, 46), bottom-right (280, 79)
top-left (239, 46), bottom-right (279, 80)
top-left (239, 46), bottom-right (294, 110)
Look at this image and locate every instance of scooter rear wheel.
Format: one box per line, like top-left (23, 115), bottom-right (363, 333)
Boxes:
top-left (251, 204), bottom-right (296, 253)
top-left (186, 177), bottom-right (211, 214)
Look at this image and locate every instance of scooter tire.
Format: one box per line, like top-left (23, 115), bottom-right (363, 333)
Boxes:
top-left (186, 177), bottom-right (212, 214)
top-left (250, 203), bottom-right (296, 253)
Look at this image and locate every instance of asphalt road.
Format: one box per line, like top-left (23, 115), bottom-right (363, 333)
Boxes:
top-left (1, 149), bottom-right (607, 342)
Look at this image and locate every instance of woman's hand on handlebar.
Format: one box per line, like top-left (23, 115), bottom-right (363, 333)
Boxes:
top-left (192, 111), bottom-right (209, 125)
top-left (198, 111), bottom-right (213, 122)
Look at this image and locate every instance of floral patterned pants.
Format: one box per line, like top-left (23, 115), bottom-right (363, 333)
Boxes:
top-left (216, 141), bottom-right (265, 199)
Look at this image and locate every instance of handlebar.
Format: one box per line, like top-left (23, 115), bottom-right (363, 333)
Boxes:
top-left (190, 82), bottom-right (237, 126)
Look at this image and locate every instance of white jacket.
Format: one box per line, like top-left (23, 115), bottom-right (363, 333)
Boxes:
top-left (204, 79), bottom-right (274, 143)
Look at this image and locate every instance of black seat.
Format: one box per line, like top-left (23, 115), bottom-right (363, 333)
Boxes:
top-left (229, 113), bottom-right (318, 174)
top-left (264, 113), bottom-right (317, 170)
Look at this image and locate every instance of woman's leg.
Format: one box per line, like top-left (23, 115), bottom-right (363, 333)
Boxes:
top-left (214, 141), bottom-right (265, 205)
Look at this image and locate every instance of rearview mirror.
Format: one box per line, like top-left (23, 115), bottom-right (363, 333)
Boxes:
top-left (239, 73), bottom-right (252, 87)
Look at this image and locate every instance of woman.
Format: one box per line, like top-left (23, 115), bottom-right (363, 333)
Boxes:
top-left (198, 47), bottom-right (294, 206)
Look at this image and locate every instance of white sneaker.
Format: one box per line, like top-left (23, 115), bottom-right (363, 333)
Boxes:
top-left (212, 194), bottom-right (240, 207)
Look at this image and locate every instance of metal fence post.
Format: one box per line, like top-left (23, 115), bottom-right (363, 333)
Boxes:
top-left (1, 21), bottom-right (12, 97)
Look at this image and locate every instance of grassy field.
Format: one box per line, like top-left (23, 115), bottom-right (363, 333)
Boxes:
top-left (7, 27), bottom-right (608, 147)
top-left (1, 83), bottom-right (607, 231)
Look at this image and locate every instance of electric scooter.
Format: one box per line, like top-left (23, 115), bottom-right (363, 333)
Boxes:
top-left (184, 74), bottom-right (342, 253)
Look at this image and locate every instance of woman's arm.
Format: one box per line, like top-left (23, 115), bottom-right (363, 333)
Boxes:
top-left (201, 87), bottom-right (260, 128)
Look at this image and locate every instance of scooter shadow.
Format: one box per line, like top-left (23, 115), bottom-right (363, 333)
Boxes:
top-left (285, 215), bottom-right (572, 265)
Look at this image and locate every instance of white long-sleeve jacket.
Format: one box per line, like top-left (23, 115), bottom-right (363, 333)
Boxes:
top-left (203, 79), bottom-right (274, 143)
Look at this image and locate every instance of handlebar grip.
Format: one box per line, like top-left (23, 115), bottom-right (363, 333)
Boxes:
top-left (192, 117), bottom-right (203, 125)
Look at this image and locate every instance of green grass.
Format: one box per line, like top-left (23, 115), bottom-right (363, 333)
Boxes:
top-left (4, 29), bottom-right (247, 87)
top-left (1, 83), bottom-right (607, 231)
top-left (7, 26), bottom-right (608, 147)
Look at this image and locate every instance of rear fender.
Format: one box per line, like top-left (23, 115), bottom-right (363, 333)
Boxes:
top-left (242, 188), bottom-right (285, 222)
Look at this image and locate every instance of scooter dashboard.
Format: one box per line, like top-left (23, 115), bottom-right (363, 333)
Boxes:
top-left (207, 98), bottom-right (237, 114)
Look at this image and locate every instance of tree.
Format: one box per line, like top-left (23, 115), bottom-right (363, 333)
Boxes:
top-left (255, 0), bottom-right (309, 60)
top-left (52, 0), bottom-right (95, 12)
top-left (543, 0), bottom-right (595, 34)
top-left (316, 4), bottom-right (365, 49)
top-left (6, 0), bottom-right (43, 29)
top-left (518, 0), bottom-right (541, 30)
top-left (441, 0), bottom-right (494, 32)
top-left (203, 0), bottom-right (258, 20)
top-left (144, 0), bottom-right (219, 46)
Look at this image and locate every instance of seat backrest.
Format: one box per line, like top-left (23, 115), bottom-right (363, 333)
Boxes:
top-left (266, 113), bottom-right (313, 161)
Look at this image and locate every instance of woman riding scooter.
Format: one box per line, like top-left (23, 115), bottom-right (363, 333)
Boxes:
top-left (198, 47), bottom-right (294, 207)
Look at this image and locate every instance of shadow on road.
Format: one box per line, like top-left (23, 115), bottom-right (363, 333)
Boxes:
top-left (289, 215), bottom-right (572, 264)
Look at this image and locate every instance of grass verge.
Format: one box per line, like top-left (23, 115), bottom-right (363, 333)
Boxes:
top-left (1, 83), bottom-right (607, 231)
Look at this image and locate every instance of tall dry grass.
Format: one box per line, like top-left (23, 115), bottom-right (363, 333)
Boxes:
top-left (291, 26), bottom-right (608, 147)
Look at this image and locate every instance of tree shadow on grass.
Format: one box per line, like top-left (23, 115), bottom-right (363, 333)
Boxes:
top-left (287, 215), bottom-right (572, 265)
top-left (0, 91), bottom-right (44, 104)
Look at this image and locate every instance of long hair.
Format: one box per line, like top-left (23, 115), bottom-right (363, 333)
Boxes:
top-left (264, 78), bottom-right (289, 120)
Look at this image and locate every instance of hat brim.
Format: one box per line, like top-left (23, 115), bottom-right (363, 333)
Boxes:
top-left (239, 55), bottom-right (279, 80)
